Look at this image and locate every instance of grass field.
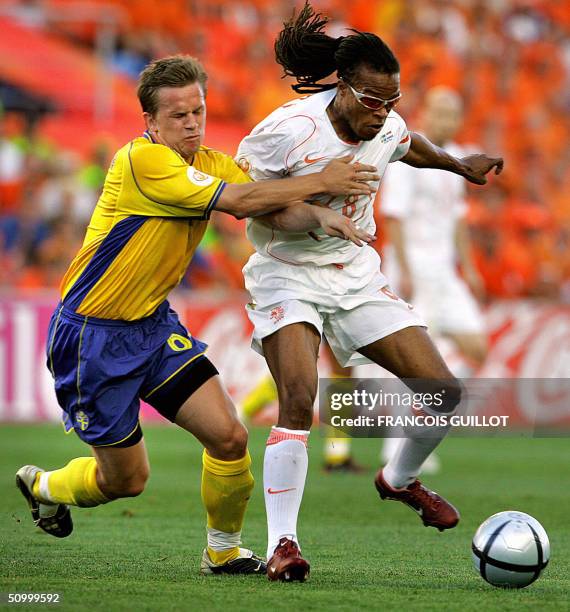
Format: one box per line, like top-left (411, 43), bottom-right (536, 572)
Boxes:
top-left (1, 424), bottom-right (569, 611)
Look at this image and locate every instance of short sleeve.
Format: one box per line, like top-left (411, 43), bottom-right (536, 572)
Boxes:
top-left (215, 154), bottom-right (253, 185)
top-left (236, 115), bottom-right (316, 180)
top-left (388, 112), bottom-right (411, 163)
top-left (127, 143), bottom-right (225, 218)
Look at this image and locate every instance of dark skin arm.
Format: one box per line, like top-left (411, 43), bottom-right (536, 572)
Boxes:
top-left (217, 155), bottom-right (378, 219)
top-left (402, 133), bottom-right (504, 185)
top-left (258, 202), bottom-right (376, 247)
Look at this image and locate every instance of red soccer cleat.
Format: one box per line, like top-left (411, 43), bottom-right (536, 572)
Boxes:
top-left (267, 537), bottom-right (310, 582)
top-left (374, 469), bottom-right (460, 531)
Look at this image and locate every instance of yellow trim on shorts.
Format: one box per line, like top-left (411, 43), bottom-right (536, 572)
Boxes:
top-left (91, 421), bottom-right (142, 448)
top-left (144, 352), bottom-right (206, 399)
top-left (60, 419), bottom-right (75, 435)
top-left (48, 305), bottom-right (64, 377)
top-left (76, 317), bottom-right (89, 408)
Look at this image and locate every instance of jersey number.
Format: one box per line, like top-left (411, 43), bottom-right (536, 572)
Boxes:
top-left (342, 195), bottom-right (358, 218)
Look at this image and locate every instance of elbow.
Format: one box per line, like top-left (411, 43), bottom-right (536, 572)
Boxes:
top-left (230, 197), bottom-right (257, 219)
top-left (232, 207), bottom-right (249, 220)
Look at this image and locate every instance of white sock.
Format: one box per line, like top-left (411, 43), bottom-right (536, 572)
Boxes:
top-left (264, 426), bottom-right (309, 560)
top-left (380, 436), bottom-right (402, 465)
top-left (383, 410), bottom-right (451, 489)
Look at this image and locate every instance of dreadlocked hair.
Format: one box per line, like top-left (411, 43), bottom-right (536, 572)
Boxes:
top-left (275, 1), bottom-right (400, 94)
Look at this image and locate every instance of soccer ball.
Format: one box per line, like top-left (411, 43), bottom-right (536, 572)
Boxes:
top-left (472, 511), bottom-right (550, 588)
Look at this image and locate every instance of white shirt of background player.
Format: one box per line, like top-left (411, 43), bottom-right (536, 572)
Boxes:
top-left (381, 142), bottom-right (468, 282)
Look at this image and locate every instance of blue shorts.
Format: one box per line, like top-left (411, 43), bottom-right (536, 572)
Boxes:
top-left (46, 301), bottom-right (218, 447)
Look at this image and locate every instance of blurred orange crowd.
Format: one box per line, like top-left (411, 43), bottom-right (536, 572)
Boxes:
top-left (1, 0), bottom-right (569, 300)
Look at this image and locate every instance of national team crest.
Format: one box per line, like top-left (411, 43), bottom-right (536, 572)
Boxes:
top-left (76, 411), bottom-right (89, 431)
top-left (380, 131), bottom-right (394, 143)
top-left (270, 306), bottom-right (285, 324)
top-left (187, 166), bottom-right (215, 186)
top-left (237, 157), bottom-right (251, 173)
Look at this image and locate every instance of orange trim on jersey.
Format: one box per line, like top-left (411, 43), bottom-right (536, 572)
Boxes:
top-left (272, 114), bottom-right (318, 171)
top-left (399, 133), bottom-right (410, 144)
top-left (265, 229), bottom-right (303, 266)
top-left (347, 193), bottom-right (373, 226)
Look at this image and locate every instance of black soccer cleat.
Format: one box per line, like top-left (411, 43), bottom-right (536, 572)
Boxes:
top-left (200, 548), bottom-right (266, 575)
top-left (16, 465), bottom-right (73, 538)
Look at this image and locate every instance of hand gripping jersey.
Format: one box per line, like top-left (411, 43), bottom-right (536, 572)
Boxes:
top-left (60, 133), bottom-right (249, 320)
top-left (236, 89), bottom-right (411, 266)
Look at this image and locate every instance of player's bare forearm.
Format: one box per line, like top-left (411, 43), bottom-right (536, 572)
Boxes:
top-left (402, 133), bottom-right (463, 172)
top-left (402, 133), bottom-right (504, 185)
top-left (385, 217), bottom-right (410, 274)
top-left (258, 203), bottom-right (321, 231)
top-left (455, 219), bottom-right (485, 300)
top-left (385, 216), bottom-right (413, 299)
top-left (260, 202), bottom-right (376, 247)
top-left (455, 219), bottom-right (473, 272)
top-left (216, 156), bottom-right (378, 219)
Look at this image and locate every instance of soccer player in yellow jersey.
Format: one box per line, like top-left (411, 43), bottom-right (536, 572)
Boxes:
top-left (15, 55), bottom-right (380, 575)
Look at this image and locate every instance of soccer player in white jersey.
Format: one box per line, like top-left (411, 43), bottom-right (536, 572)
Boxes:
top-left (236, 4), bottom-right (503, 582)
top-left (380, 87), bottom-right (488, 472)
top-left (382, 86), bottom-right (487, 373)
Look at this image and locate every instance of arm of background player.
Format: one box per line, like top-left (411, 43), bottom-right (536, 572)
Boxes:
top-left (258, 202), bottom-right (376, 247)
top-left (216, 156), bottom-right (379, 219)
top-left (401, 133), bottom-right (504, 185)
top-left (455, 218), bottom-right (486, 301)
top-left (385, 216), bottom-right (413, 301)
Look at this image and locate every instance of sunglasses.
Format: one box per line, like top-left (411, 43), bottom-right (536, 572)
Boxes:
top-left (341, 78), bottom-right (402, 111)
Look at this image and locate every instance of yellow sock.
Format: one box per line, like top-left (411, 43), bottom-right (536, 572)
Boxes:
top-left (241, 377), bottom-right (277, 419)
top-left (324, 436), bottom-right (352, 465)
top-left (324, 372), bottom-right (353, 465)
top-left (32, 457), bottom-right (109, 507)
top-left (202, 449), bottom-right (254, 565)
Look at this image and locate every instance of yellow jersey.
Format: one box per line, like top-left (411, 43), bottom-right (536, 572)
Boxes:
top-left (60, 132), bottom-right (250, 320)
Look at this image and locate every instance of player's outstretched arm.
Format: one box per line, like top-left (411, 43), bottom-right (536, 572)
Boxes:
top-left (216, 156), bottom-right (379, 219)
top-left (259, 203), bottom-right (376, 247)
top-left (401, 133), bottom-right (504, 185)
top-left (385, 217), bottom-right (413, 300)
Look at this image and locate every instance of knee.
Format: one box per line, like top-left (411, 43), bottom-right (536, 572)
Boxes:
top-left (209, 422), bottom-right (249, 461)
top-left (100, 466), bottom-right (150, 500)
top-left (439, 378), bottom-right (463, 413)
top-left (277, 379), bottom-right (316, 430)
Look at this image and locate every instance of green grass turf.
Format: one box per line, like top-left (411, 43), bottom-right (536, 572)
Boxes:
top-left (1, 425), bottom-right (569, 611)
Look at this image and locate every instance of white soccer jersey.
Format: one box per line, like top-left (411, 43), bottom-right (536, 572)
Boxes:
top-left (236, 89), bottom-right (411, 266)
top-left (381, 142), bottom-right (468, 278)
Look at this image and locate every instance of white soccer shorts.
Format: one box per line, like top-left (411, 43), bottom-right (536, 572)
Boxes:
top-left (243, 248), bottom-right (425, 367)
top-left (412, 273), bottom-right (484, 335)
